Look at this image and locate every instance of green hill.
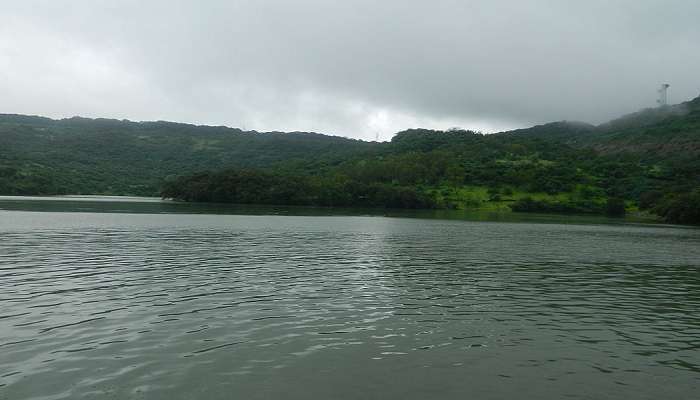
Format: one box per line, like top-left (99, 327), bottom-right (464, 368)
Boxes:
top-left (509, 94), bottom-right (700, 159)
top-left (0, 115), bottom-right (374, 195)
top-left (1, 95), bottom-right (699, 224)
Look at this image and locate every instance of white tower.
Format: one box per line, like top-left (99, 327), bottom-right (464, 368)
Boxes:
top-left (657, 84), bottom-right (670, 106)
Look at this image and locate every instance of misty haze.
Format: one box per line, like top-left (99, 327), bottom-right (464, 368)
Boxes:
top-left (0, 1), bottom-right (699, 400)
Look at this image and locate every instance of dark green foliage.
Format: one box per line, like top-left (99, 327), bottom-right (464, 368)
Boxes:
top-left (510, 197), bottom-right (605, 214)
top-left (161, 170), bottom-right (435, 209)
top-left (652, 189), bottom-right (700, 225)
top-left (2, 94), bottom-right (700, 224)
top-left (605, 198), bottom-right (626, 216)
top-left (0, 115), bottom-right (375, 196)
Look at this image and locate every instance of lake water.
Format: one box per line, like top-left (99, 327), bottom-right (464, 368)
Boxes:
top-left (1, 197), bottom-right (699, 399)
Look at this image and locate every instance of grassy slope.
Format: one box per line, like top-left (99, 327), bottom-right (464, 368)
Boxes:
top-left (426, 185), bottom-right (607, 212)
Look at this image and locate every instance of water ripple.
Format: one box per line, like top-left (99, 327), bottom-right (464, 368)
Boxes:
top-left (0, 212), bottom-right (699, 399)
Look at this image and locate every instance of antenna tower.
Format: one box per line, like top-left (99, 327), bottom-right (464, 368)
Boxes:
top-left (657, 83), bottom-right (670, 106)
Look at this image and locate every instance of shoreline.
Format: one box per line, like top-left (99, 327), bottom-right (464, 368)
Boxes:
top-left (0, 194), bottom-right (677, 227)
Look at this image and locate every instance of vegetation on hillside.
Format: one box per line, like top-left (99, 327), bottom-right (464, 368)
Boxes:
top-left (163, 121), bottom-right (698, 223)
top-left (0, 115), bottom-right (374, 196)
top-left (1, 94), bottom-right (699, 224)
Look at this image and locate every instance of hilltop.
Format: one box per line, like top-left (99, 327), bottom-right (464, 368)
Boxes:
top-left (508, 94), bottom-right (700, 158)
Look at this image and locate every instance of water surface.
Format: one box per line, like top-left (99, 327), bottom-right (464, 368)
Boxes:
top-left (0, 198), bottom-right (698, 399)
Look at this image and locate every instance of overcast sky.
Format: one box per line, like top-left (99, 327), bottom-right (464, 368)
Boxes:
top-left (1, 1), bottom-right (699, 140)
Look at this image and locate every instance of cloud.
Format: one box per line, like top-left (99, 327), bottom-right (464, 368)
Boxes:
top-left (1, 0), bottom-right (699, 139)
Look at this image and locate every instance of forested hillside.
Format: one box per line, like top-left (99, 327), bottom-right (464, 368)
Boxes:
top-left (508, 94), bottom-right (700, 159)
top-left (0, 115), bottom-right (374, 195)
top-left (1, 95), bottom-right (699, 224)
top-left (162, 95), bottom-right (700, 224)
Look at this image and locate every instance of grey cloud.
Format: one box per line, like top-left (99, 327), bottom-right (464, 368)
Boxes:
top-left (1, 0), bottom-right (699, 139)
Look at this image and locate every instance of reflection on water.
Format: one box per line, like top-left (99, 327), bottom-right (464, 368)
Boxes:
top-left (0, 195), bottom-right (661, 225)
top-left (0, 203), bottom-right (699, 399)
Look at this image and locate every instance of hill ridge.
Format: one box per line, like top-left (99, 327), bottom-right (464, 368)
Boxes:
top-left (1, 95), bottom-right (698, 224)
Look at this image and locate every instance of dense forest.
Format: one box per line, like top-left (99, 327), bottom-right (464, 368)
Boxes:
top-left (2, 95), bottom-right (699, 224)
top-left (0, 115), bottom-right (375, 196)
